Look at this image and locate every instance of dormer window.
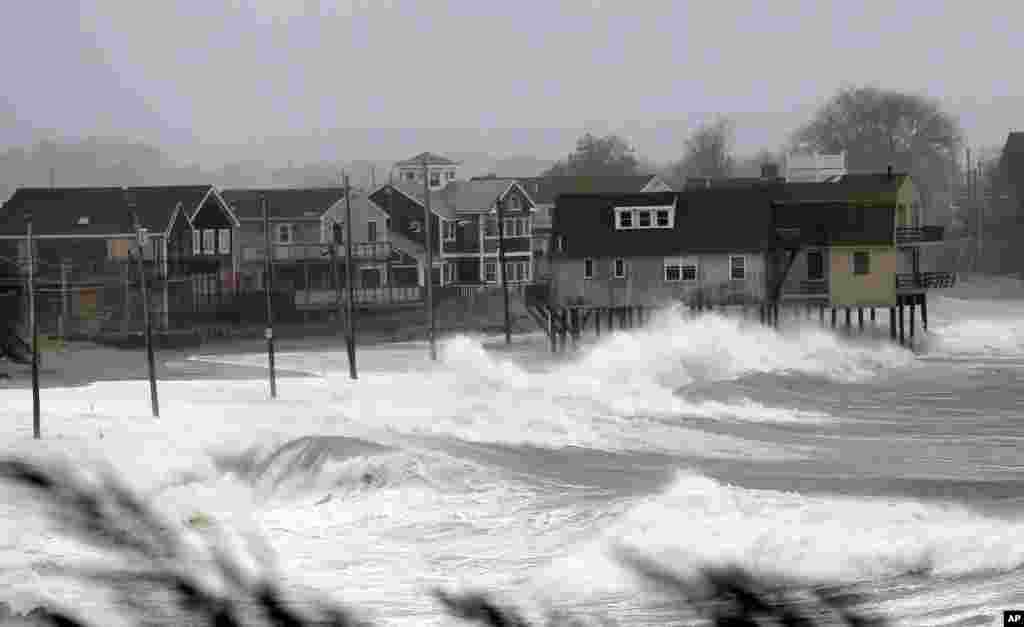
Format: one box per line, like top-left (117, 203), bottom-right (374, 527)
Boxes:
top-left (615, 205), bottom-right (675, 230)
top-left (77, 216), bottom-right (90, 226)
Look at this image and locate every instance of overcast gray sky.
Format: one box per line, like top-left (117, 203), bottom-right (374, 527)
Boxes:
top-left (1, 0), bottom-right (1020, 166)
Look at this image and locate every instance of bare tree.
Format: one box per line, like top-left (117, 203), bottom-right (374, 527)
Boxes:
top-left (791, 85), bottom-right (964, 223)
top-left (542, 133), bottom-right (642, 177)
top-left (668, 117), bottom-right (737, 187)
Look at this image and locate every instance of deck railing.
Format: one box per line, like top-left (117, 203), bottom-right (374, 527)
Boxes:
top-left (241, 241), bottom-right (393, 263)
top-left (896, 271), bottom-right (957, 290)
top-left (895, 226), bottom-right (945, 245)
top-left (796, 279), bottom-right (829, 294)
top-left (294, 286), bottom-right (423, 307)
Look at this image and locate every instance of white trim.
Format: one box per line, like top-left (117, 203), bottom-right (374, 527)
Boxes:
top-left (583, 257), bottom-right (594, 280)
top-left (192, 229), bottom-right (201, 255)
top-left (614, 201), bottom-right (676, 230)
top-left (209, 187), bottom-right (242, 227)
top-left (379, 183), bottom-right (448, 220)
top-left (367, 219), bottom-right (378, 242)
top-left (163, 202), bottom-right (185, 238)
top-left (729, 254), bottom-right (747, 280)
top-left (217, 228), bottom-right (231, 254)
top-left (613, 257), bottom-right (626, 278)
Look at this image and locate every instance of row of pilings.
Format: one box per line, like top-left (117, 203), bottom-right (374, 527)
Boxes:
top-left (542, 293), bottom-right (928, 353)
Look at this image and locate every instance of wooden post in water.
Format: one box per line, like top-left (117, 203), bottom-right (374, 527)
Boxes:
top-left (831, 308), bottom-right (837, 329)
top-left (819, 304), bottom-right (825, 326)
top-left (870, 308), bottom-right (876, 324)
top-left (889, 307), bottom-right (897, 341)
top-left (560, 309), bottom-right (569, 352)
top-left (920, 295), bottom-right (928, 331)
top-left (898, 301), bottom-right (906, 346)
top-left (858, 308), bottom-right (864, 331)
top-left (844, 307), bottom-right (851, 331)
top-left (608, 307), bottom-right (614, 332)
top-left (909, 300), bottom-right (916, 341)
top-left (595, 307), bottom-right (601, 337)
top-left (547, 309), bottom-right (556, 353)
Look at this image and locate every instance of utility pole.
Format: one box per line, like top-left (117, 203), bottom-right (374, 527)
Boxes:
top-left (59, 259), bottom-right (69, 341)
top-left (25, 210), bottom-right (40, 439)
top-left (343, 174), bottom-right (358, 379)
top-left (496, 195), bottom-right (511, 344)
top-left (422, 156), bottom-right (437, 360)
top-left (262, 195), bottom-right (277, 398)
top-left (131, 209), bottom-right (160, 418)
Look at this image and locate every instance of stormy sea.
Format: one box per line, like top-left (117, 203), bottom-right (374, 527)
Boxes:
top-left (1, 289), bottom-right (1023, 626)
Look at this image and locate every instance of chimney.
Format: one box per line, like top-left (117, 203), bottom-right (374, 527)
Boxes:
top-left (761, 163), bottom-right (780, 179)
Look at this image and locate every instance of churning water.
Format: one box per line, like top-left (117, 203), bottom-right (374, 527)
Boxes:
top-left (1, 295), bottom-right (1023, 625)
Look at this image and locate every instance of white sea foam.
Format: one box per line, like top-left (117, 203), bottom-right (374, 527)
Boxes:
top-left (539, 469), bottom-right (1024, 601)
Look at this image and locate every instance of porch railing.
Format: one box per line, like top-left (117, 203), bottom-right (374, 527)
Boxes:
top-left (241, 241), bottom-right (393, 263)
top-left (795, 279), bottom-right (829, 294)
top-left (294, 286), bottom-right (423, 307)
top-left (896, 271), bottom-right (957, 290)
top-left (895, 226), bottom-right (945, 245)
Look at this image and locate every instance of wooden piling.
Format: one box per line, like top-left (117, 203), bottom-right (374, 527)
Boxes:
top-left (858, 308), bottom-right (864, 331)
top-left (909, 301), bottom-right (915, 340)
top-left (831, 308), bottom-right (837, 328)
top-left (819, 305), bottom-right (825, 326)
top-left (845, 307), bottom-right (852, 330)
top-left (870, 308), bottom-right (876, 324)
top-left (547, 309), bottom-right (556, 353)
top-left (898, 302), bottom-right (905, 346)
top-left (920, 295), bottom-right (928, 331)
top-left (595, 308), bottom-right (601, 337)
top-left (889, 307), bottom-right (897, 341)
top-left (608, 307), bottom-right (614, 331)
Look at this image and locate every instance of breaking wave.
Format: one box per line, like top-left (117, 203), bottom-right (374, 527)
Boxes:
top-left (542, 470), bottom-right (1024, 598)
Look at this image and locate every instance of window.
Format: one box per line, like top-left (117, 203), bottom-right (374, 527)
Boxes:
top-left (664, 258), bottom-right (682, 282)
top-left (501, 260), bottom-right (530, 283)
top-left (614, 205), bottom-right (675, 230)
top-left (664, 257), bottom-right (698, 282)
top-left (613, 258), bottom-right (625, 278)
top-left (852, 251), bottom-right (870, 275)
top-left (367, 220), bottom-right (378, 242)
top-left (555, 235), bottom-right (566, 252)
top-left (203, 229), bottom-right (216, 254)
top-left (729, 255), bottom-right (747, 280)
top-left (276, 224), bottom-right (292, 244)
top-left (405, 172), bottom-right (415, 181)
top-left (444, 262), bottom-right (456, 284)
top-left (583, 258), bottom-right (594, 279)
top-left (484, 261), bottom-right (497, 283)
top-left (807, 250), bottom-right (824, 280)
top-left (442, 221), bottom-right (456, 242)
top-left (484, 216), bottom-right (497, 237)
top-left (218, 229), bottom-right (231, 254)
top-left (409, 220), bottom-right (422, 233)
top-left (192, 229), bottom-right (201, 255)
top-left (447, 171), bottom-right (456, 180)
top-left (509, 195), bottom-right (520, 211)
top-left (430, 171), bottom-right (441, 187)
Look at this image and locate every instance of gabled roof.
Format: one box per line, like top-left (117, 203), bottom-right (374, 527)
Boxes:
top-left (553, 189), bottom-right (777, 258)
top-left (0, 185), bottom-right (222, 237)
top-left (388, 182), bottom-right (458, 219)
top-left (221, 187), bottom-right (347, 221)
top-left (394, 152), bottom-right (460, 167)
top-left (504, 175), bottom-right (664, 205)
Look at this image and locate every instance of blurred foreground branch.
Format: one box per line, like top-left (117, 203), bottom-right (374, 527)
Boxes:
top-left (0, 457), bottom-right (887, 626)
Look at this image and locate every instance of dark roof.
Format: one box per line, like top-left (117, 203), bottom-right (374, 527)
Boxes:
top-left (0, 185), bottom-right (217, 237)
top-left (553, 189), bottom-right (778, 258)
top-left (221, 187), bottom-right (347, 220)
top-left (475, 175), bottom-right (661, 205)
top-left (772, 201), bottom-right (895, 246)
top-left (394, 152), bottom-right (459, 167)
